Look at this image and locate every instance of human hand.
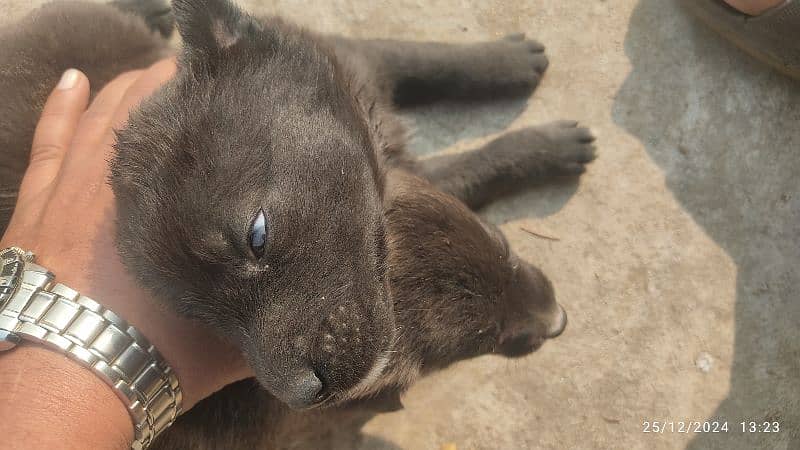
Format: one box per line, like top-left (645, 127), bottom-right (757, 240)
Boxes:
top-left (0, 60), bottom-right (251, 449)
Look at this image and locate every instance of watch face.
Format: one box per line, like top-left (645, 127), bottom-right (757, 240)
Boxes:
top-left (0, 248), bottom-right (24, 308)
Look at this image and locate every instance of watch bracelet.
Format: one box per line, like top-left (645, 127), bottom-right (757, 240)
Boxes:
top-left (0, 267), bottom-right (182, 449)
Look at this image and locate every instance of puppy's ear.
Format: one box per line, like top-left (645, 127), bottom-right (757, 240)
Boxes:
top-left (172, 0), bottom-right (257, 57)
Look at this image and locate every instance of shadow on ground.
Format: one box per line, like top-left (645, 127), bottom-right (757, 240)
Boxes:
top-left (613, 1), bottom-right (800, 448)
top-left (401, 97), bottom-right (528, 157)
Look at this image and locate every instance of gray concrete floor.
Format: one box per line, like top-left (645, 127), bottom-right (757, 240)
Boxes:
top-left (7, 0), bottom-right (799, 449)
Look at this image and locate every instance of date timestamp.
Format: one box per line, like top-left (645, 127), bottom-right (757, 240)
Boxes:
top-left (642, 420), bottom-right (781, 433)
top-left (642, 421), bottom-right (729, 433)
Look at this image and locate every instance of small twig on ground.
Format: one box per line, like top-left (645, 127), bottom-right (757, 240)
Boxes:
top-left (520, 226), bottom-right (561, 242)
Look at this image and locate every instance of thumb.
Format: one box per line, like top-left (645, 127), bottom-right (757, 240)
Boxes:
top-left (19, 69), bottom-right (90, 200)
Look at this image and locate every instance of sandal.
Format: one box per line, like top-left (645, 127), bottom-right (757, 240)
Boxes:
top-left (678, 0), bottom-right (800, 79)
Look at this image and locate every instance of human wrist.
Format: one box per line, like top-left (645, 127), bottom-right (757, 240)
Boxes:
top-left (0, 237), bottom-right (249, 407)
top-left (0, 344), bottom-right (133, 450)
top-left (0, 244), bottom-right (247, 449)
top-left (0, 245), bottom-right (183, 449)
top-left (29, 248), bottom-right (245, 410)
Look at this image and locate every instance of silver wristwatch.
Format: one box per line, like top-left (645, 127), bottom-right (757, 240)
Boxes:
top-left (0, 247), bottom-right (182, 449)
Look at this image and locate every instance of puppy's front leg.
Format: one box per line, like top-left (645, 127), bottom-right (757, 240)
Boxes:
top-left (419, 121), bottom-right (597, 209)
top-left (332, 34), bottom-right (548, 105)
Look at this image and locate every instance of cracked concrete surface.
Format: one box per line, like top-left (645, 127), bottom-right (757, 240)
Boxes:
top-left (5, 0), bottom-right (799, 449)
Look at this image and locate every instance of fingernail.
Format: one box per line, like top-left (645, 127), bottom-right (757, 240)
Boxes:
top-left (56, 69), bottom-right (80, 90)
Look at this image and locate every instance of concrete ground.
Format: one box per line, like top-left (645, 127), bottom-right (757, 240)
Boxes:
top-left (6, 0), bottom-right (799, 449)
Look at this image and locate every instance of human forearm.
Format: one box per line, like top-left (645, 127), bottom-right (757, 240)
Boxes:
top-left (0, 345), bottom-right (132, 450)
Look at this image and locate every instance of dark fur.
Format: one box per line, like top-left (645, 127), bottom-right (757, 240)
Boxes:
top-left (0, 1), bottom-right (596, 448)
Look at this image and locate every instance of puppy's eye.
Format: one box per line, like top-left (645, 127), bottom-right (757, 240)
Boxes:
top-left (248, 209), bottom-right (268, 258)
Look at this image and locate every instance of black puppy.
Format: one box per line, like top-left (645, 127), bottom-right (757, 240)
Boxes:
top-left (0, 0), bottom-right (595, 448)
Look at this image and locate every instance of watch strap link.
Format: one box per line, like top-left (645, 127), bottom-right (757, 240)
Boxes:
top-left (0, 267), bottom-right (182, 449)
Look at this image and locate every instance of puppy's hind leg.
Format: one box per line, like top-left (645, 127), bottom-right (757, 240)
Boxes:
top-left (333, 34), bottom-right (548, 106)
top-left (418, 121), bottom-right (597, 209)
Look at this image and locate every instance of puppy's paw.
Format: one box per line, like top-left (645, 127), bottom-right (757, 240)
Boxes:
top-left (489, 121), bottom-right (596, 177)
top-left (533, 120), bottom-right (597, 175)
top-left (474, 33), bottom-right (549, 91)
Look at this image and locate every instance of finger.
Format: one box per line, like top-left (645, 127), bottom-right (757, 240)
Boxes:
top-left (74, 70), bottom-right (144, 148)
top-left (61, 58), bottom-right (176, 186)
top-left (101, 58), bottom-right (177, 155)
top-left (59, 69), bottom-right (144, 172)
top-left (19, 69), bottom-right (90, 197)
top-left (55, 58), bottom-right (176, 205)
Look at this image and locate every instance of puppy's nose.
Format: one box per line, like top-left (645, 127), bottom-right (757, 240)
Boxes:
top-left (546, 304), bottom-right (567, 338)
top-left (285, 370), bottom-right (324, 409)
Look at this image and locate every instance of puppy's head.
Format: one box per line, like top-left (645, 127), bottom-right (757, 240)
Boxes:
top-left (111, 0), bottom-right (393, 409)
top-left (384, 172), bottom-right (566, 376)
